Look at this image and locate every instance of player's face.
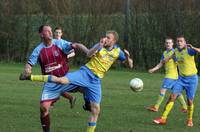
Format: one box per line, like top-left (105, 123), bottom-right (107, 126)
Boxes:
top-left (176, 37), bottom-right (186, 49)
top-left (54, 29), bottom-right (62, 39)
top-left (40, 26), bottom-right (53, 40)
top-left (105, 33), bottom-right (116, 47)
top-left (165, 39), bottom-right (173, 50)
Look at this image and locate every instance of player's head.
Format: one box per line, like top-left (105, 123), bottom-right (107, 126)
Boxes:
top-left (165, 37), bottom-right (174, 50)
top-left (176, 34), bottom-right (186, 49)
top-left (38, 25), bottom-right (53, 41)
top-left (104, 30), bottom-right (119, 47)
top-left (54, 26), bottom-right (63, 40)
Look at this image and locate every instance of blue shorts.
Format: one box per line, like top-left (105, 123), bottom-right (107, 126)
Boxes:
top-left (41, 82), bottom-right (78, 102)
top-left (161, 78), bottom-right (177, 90)
top-left (66, 66), bottom-right (101, 104)
top-left (172, 74), bottom-right (198, 100)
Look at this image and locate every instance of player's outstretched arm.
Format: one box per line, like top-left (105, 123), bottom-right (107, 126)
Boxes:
top-left (71, 43), bottom-right (89, 54)
top-left (161, 53), bottom-right (175, 64)
top-left (86, 38), bottom-right (106, 57)
top-left (124, 49), bottom-right (133, 69)
top-left (187, 44), bottom-right (200, 54)
top-left (148, 61), bottom-right (163, 73)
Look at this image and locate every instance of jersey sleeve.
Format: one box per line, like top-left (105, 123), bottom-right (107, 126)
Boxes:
top-left (53, 39), bottom-right (73, 54)
top-left (28, 45), bottom-right (42, 66)
top-left (187, 48), bottom-right (196, 56)
top-left (117, 49), bottom-right (126, 61)
top-left (160, 54), bottom-right (164, 60)
top-left (172, 56), bottom-right (177, 62)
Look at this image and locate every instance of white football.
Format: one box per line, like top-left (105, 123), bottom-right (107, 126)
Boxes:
top-left (129, 78), bottom-right (143, 92)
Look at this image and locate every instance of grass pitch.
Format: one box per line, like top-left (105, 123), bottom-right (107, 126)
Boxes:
top-left (0, 63), bottom-right (199, 132)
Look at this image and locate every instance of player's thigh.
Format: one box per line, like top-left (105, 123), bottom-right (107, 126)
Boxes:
top-left (66, 69), bottom-right (89, 87)
top-left (185, 76), bottom-right (198, 100)
top-left (171, 79), bottom-right (183, 95)
top-left (84, 84), bottom-right (102, 104)
top-left (61, 83), bottom-right (79, 93)
top-left (161, 78), bottom-right (176, 90)
top-left (41, 83), bottom-right (62, 101)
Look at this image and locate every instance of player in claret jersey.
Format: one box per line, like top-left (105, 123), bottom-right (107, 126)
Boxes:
top-left (20, 24), bottom-right (88, 132)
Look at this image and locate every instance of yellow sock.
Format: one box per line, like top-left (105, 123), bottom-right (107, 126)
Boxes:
top-left (155, 93), bottom-right (165, 109)
top-left (30, 75), bottom-right (49, 82)
top-left (177, 94), bottom-right (187, 109)
top-left (188, 104), bottom-right (194, 120)
top-left (87, 122), bottom-right (96, 132)
top-left (161, 102), bottom-right (174, 119)
top-left (87, 126), bottom-right (96, 132)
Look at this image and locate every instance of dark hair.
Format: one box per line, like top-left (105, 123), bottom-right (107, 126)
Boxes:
top-left (38, 24), bottom-right (51, 33)
top-left (54, 26), bottom-right (62, 32)
top-left (176, 34), bottom-right (185, 39)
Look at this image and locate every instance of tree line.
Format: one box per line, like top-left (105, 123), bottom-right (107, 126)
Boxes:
top-left (0, 0), bottom-right (199, 72)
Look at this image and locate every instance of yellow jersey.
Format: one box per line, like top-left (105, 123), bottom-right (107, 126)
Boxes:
top-left (162, 49), bottom-right (178, 79)
top-left (175, 48), bottom-right (197, 76)
top-left (86, 45), bottom-right (125, 78)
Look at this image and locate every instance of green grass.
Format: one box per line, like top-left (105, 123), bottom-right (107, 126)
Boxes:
top-left (0, 63), bottom-right (200, 132)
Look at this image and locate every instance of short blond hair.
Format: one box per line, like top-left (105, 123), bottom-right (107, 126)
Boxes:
top-left (106, 30), bottom-right (119, 42)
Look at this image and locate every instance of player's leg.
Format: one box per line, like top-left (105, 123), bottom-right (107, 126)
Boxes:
top-left (87, 102), bottom-right (100, 132)
top-left (148, 88), bottom-right (167, 112)
top-left (84, 78), bottom-right (101, 132)
top-left (40, 101), bottom-right (52, 132)
top-left (153, 93), bottom-right (177, 125)
top-left (176, 93), bottom-right (187, 113)
top-left (186, 99), bottom-right (194, 127)
top-left (153, 79), bottom-right (183, 125)
top-left (61, 84), bottom-right (83, 109)
top-left (40, 83), bottom-right (61, 131)
top-left (61, 92), bottom-right (76, 109)
top-left (147, 78), bottom-right (173, 112)
top-left (19, 73), bottom-right (69, 84)
top-left (147, 88), bottom-right (167, 112)
top-left (185, 75), bottom-right (198, 127)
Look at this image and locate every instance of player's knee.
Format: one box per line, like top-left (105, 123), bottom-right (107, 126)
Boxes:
top-left (40, 107), bottom-right (49, 116)
top-left (187, 99), bottom-right (193, 105)
top-left (91, 104), bottom-right (100, 116)
top-left (40, 104), bottom-right (51, 116)
top-left (170, 94), bottom-right (177, 101)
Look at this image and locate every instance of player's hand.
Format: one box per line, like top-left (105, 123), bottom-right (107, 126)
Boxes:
top-left (24, 68), bottom-right (32, 76)
top-left (99, 37), bottom-right (106, 47)
top-left (187, 44), bottom-right (193, 49)
top-left (148, 69), bottom-right (154, 73)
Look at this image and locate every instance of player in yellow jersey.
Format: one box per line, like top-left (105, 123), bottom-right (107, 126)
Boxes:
top-left (153, 35), bottom-right (199, 127)
top-left (20, 30), bottom-right (133, 132)
top-left (146, 37), bottom-right (187, 112)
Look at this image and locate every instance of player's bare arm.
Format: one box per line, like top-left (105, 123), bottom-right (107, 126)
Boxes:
top-left (86, 38), bottom-right (106, 57)
top-left (124, 49), bottom-right (133, 69)
top-left (71, 43), bottom-right (89, 54)
top-left (187, 44), bottom-right (200, 54)
top-left (148, 61), bottom-right (163, 73)
top-left (161, 53), bottom-right (175, 64)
